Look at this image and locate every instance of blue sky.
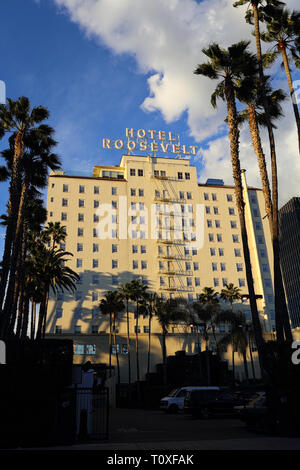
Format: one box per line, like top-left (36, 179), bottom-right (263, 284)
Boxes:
top-left (1, 0), bottom-right (300, 253)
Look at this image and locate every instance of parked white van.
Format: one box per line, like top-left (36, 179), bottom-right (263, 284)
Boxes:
top-left (160, 386), bottom-right (220, 413)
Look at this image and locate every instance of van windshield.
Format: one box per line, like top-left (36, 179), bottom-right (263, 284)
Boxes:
top-left (167, 388), bottom-right (180, 397)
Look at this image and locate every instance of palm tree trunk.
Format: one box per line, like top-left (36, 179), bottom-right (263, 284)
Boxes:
top-left (162, 329), bottom-right (168, 390)
top-left (280, 44), bottom-right (300, 154)
top-left (147, 311), bottom-right (152, 377)
top-left (126, 299), bottom-right (131, 385)
top-left (242, 350), bottom-right (249, 384)
top-left (252, 1), bottom-right (292, 344)
top-left (42, 290), bottom-right (49, 339)
top-left (113, 314), bottom-right (120, 384)
top-left (21, 295), bottom-right (30, 340)
top-left (36, 292), bottom-right (47, 340)
top-left (135, 303), bottom-right (140, 382)
top-left (205, 337), bottom-right (211, 386)
top-left (109, 312), bottom-right (112, 377)
top-left (232, 346), bottom-right (235, 387)
top-left (224, 76), bottom-right (266, 374)
top-left (249, 337), bottom-right (256, 381)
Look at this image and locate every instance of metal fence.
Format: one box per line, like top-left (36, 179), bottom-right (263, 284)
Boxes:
top-left (74, 387), bottom-right (109, 440)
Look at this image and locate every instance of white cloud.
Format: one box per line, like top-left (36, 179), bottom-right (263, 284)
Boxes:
top-left (54, 0), bottom-right (300, 203)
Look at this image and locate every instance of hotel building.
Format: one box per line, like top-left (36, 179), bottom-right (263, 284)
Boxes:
top-left (45, 154), bottom-right (276, 381)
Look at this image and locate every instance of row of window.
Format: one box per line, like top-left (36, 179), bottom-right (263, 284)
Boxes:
top-left (159, 276), bottom-right (246, 288)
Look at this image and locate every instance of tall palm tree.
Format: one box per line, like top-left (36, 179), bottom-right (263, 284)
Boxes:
top-left (99, 291), bottom-right (124, 384)
top-left (156, 297), bottom-right (186, 389)
top-left (140, 292), bottom-right (160, 377)
top-left (220, 283), bottom-right (242, 311)
top-left (233, 0), bottom-right (292, 343)
top-left (194, 42), bottom-right (267, 374)
top-left (261, 6), bottom-right (300, 153)
top-left (0, 97), bottom-right (60, 335)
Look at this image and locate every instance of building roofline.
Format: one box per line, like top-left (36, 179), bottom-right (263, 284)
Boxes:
top-left (48, 174), bottom-right (127, 182)
top-left (198, 183), bottom-right (262, 191)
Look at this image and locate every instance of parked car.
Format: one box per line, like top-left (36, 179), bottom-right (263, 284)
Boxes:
top-left (160, 387), bottom-right (220, 414)
top-left (184, 388), bottom-right (236, 418)
top-left (234, 392), bottom-right (267, 425)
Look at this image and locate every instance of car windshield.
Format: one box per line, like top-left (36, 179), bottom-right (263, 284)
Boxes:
top-left (167, 388), bottom-right (180, 397)
top-left (249, 395), bottom-right (266, 407)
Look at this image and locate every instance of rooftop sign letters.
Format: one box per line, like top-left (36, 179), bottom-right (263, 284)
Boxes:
top-left (102, 128), bottom-right (198, 157)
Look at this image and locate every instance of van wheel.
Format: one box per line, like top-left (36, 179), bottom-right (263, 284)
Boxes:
top-left (167, 404), bottom-right (178, 414)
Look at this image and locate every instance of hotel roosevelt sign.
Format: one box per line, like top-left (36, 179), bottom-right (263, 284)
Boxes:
top-left (102, 128), bottom-right (198, 157)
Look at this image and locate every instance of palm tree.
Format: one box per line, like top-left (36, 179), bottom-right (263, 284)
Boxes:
top-left (129, 279), bottom-right (148, 382)
top-left (99, 291), bottom-right (124, 384)
top-left (156, 297), bottom-right (186, 389)
top-left (34, 247), bottom-right (79, 340)
top-left (118, 282), bottom-right (134, 386)
top-left (220, 283), bottom-right (242, 311)
top-left (140, 292), bottom-right (160, 377)
top-left (261, 6), bottom-right (300, 153)
top-left (194, 41), bottom-right (266, 374)
top-left (0, 97), bottom-right (60, 335)
top-left (218, 311), bottom-right (250, 385)
top-left (44, 221), bottom-right (66, 249)
top-left (233, 0), bottom-right (292, 343)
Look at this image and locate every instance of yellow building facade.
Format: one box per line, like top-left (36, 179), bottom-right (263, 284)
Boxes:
top-left (45, 154), bottom-right (275, 382)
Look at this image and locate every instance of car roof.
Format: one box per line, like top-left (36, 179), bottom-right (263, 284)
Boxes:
top-left (180, 386), bottom-right (220, 391)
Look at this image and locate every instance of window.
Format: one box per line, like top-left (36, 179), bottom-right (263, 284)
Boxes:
top-left (239, 279), bottom-right (246, 287)
top-left (75, 308), bottom-right (82, 319)
top-left (51, 183), bottom-right (55, 188)
top-left (160, 171), bottom-right (166, 177)
top-left (76, 259), bottom-right (82, 268)
top-left (74, 326), bottom-right (81, 334)
top-left (79, 185), bottom-right (85, 193)
top-left (130, 168), bottom-right (136, 176)
top-left (217, 234), bottom-right (222, 242)
top-left (265, 279), bottom-right (272, 288)
top-left (210, 248), bottom-right (216, 256)
top-left (131, 188), bottom-right (136, 196)
top-left (132, 245), bottom-right (138, 254)
top-left (253, 209), bottom-right (259, 217)
top-left (214, 278), bottom-right (219, 287)
top-left (75, 292), bottom-right (82, 301)
top-left (112, 187), bottom-right (117, 195)
top-left (187, 277), bottom-right (192, 287)
top-left (154, 170), bottom-right (159, 177)
top-left (112, 275), bottom-right (118, 286)
top-left (205, 206), bottom-right (210, 214)
top-left (112, 244), bottom-right (118, 253)
top-left (220, 263), bottom-right (226, 272)
top-left (76, 275), bottom-right (83, 285)
top-left (178, 172), bottom-right (183, 179)
top-left (139, 202), bottom-right (144, 210)
top-left (56, 308), bottom-right (63, 319)
top-left (193, 262), bottom-right (199, 271)
top-left (262, 264), bottom-right (269, 273)
top-left (112, 229), bottom-right (117, 238)
top-left (208, 233), bottom-right (214, 242)
top-left (257, 235), bottom-right (264, 244)
top-left (234, 248), bottom-right (241, 257)
top-left (232, 234), bottom-right (239, 243)
top-left (160, 277), bottom-right (165, 286)
top-left (78, 199), bottom-right (84, 207)
top-left (236, 263), bottom-right (243, 272)
top-left (204, 193), bottom-right (209, 201)
top-left (74, 344), bottom-right (84, 354)
top-left (260, 249), bottom-right (266, 258)
top-left (227, 194), bottom-right (233, 202)
top-left (215, 220), bottom-right (220, 228)
top-left (267, 295), bottom-right (273, 303)
top-left (112, 260), bottom-right (118, 269)
top-left (141, 261), bottom-right (147, 270)
top-left (222, 278), bottom-right (228, 287)
top-left (255, 222), bottom-right (262, 230)
top-left (139, 189), bottom-right (144, 197)
top-left (62, 198), bottom-right (68, 207)
top-left (251, 196), bottom-right (257, 204)
top-left (92, 326), bottom-right (99, 334)
top-left (143, 326), bottom-right (150, 333)
top-left (49, 212), bottom-right (53, 217)
top-left (94, 186), bottom-right (99, 194)
top-left (93, 243), bottom-right (99, 253)
top-left (78, 213), bottom-right (84, 222)
top-left (60, 242), bottom-right (66, 250)
top-left (92, 259), bottom-right (98, 268)
top-left (92, 275), bottom-right (99, 284)
top-left (94, 214), bottom-right (99, 223)
top-left (78, 228), bottom-right (83, 237)
top-left (55, 326), bottom-right (62, 334)
top-left (213, 207), bottom-right (219, 214)
top-left (212, 263), bottom-right (218, 271)
top-left (77, 243), bottom-right (83, 252)
top-left (134, 326), bottom-right (141, 334)
top-left (92, 292), bottom-right (98, 302)
top-left (63, 184), bottom-right (68, 192)
top-left (179, 191), bottom-right (185, 200)
top-left (112, 201), bottom-right (117, 209)
top-left (57, 292), bottom-right (64, 301)
top-left (207, 220), bottom-right (212, 228)
top-left (138, 169), bottom-right (143, 176)
top-left (61, 212), bottom-right (67, 221)
top-left (133, 260), bottom-right (138, 269)
top-left (212, 193), bottom-right (217, 201)
top-left (230, 220), bottom-right (237, 229)
top-left (185, 173), bottom-right (190, 180)
top-left (187, 192), bottom-right (192, 200)
top-left (185, 262), bottom-right (191, 271)
top-left (195, 277), bottom-right (200, 287)
top-left (141, 245), bottom-right (146, 254)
